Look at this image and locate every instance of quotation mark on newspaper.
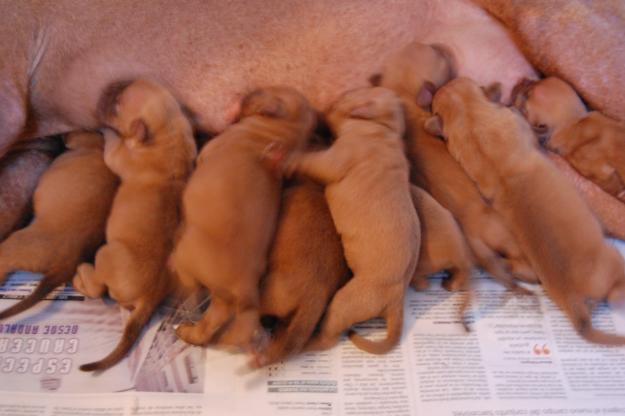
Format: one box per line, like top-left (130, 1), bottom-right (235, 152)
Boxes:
top-left (532, 343), bottom-right (551, 356)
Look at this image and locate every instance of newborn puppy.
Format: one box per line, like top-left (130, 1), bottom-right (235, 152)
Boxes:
top-left (514, 77), bottom-right (625, 201)
top-left (409, 185), bottom-right (472, 296)
top-left (245, 180), bottom-right (349, 367)
top-left (427, 77), bottom-right (625, 345)
top-left (170, 87), bottom-right (316, 352)
top-left (376, 42), bottom-right (537, 286)
top-left (370, 41), bottom-right (456, 105)
top-left (288, 87), bottom-right (419, 354)
top-left (73, 80), bottom-right (197, 371)
top-left (0, 131), bottom-right (117, 319)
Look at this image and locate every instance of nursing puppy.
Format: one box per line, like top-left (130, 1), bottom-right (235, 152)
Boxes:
top-left (287, 87), bottom-right (419, 354)
top-left (376, 42), bottom-right (536, 286)
top-left (409, 185), bottom-right (472, 295)
top-left (0, 131), bottom-right (117, 319)
top-left (73, 80), bottom-right (197, 371)
top-left (170, 87), bottom-right (316, 352)
top-left (514, 77), bottom-right (625, 202)
top-left (246, 180), bottom-right (349, 367)
top-left (427, 77), bottom-right (625, 345)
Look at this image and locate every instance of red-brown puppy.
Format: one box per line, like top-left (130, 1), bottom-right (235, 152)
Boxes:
top-left (409, 185), bottom-right (472, 294)
top-left (0, 131), bottom-right (117, 319)
top-left (514, 77), bottom-right (625, 202)
top-left (427, 77), bottom-right (625, 345)
top-left (287, 87), bottom-right (420, 354)
top-left (248, 180), bottom-right (349, 367)
top-left (377, 42), bottom-right (536, 286)
top-left (170, 87), bottom-right (316, 352)
top-left (73, 80), bottom-right (197, 371)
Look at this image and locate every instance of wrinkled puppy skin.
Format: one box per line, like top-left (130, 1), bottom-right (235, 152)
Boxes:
top-left (73, 79), bottom-right (197, 371)
top-left (287, 87), bottom-right (420, 354)
top-left (0, 131), bottom-right (118, 320)
top-left (515, 77), bottom-right (625, 205)
top-left (170, 86), bottom-right (316, 354)
top-left (221, 179), bottom-right (350, 367)
top-left (378, 42), bottom-right (537, 287)
top-left (428, 77), bottom-right (625, 345)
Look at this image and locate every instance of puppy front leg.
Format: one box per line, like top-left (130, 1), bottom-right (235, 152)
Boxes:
top-left (288, 147), bottom-right (350, 185)
top-left (102, 129), bottom-right (129, 171)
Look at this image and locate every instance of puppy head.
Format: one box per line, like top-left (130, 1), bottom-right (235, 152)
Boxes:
top-left (371, 42), bottom-right (457, 108)
top-left (98, 79), bottom-right (186, 149)
top-left (326, 87), bottom-right (405, 136)
top-left (512, 77), bottom-right (587, 142)
top-left (425, 78), bottom-right (519, 197)
top-left (64, 131), bottom-right (105, 151)
top-left (239, 86), bottom-right (317, 135)
top-left (98, 79), bottom-right (196, 178)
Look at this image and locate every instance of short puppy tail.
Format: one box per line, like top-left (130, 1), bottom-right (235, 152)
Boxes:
top-left (0, 274), bottom-right (64, 320)
top-left (348, 300), bottom-right (403, 355)
top-left (80, 301), bottom-right (155, 372)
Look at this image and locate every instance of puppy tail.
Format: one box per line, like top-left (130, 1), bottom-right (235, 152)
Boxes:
top-left (0, 273), bottom-right (66, 320)
top-left (79, 300), bottom-right (156, 372)
top-left (348, 299), bottom-right (403, 355)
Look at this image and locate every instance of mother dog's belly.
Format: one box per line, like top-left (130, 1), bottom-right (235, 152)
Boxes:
top-left (29, 0), bottom-right (535, 137)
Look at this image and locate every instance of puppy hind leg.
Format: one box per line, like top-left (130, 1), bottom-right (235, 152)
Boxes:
top-left (289, 148), bottom-right (350, 185)
top-left (176, 296), bottom-right (233, 346)
top-left (305, 278), bottom-right (385, 352)
top-left (469, 238), bottom-right (532, 296)
top-left (72, 244), bottom-right (121, 299)
top-left (253, 300), bottom-right (324, 367)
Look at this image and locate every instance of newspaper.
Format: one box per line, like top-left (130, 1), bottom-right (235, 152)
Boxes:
top-left (1, 243), bottom-right (625, 415)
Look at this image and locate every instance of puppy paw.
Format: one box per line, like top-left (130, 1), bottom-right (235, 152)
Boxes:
top-left (261, 142), bottom-right (288, 175)
top-left (175, 321), bottom-right (205, 346)
top-left (72, 263), bottom-right (103, 298)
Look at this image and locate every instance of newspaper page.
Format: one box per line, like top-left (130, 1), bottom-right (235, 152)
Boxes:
top-left (1, 243), bottom-right (625, 415)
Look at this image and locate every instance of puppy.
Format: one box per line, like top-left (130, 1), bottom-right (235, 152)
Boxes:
top-left (409, 185), bottom-right (472, 295)
top-left (0, 131), bottom-right (118, 319)
top-left (370, 41), bottom-right (456, 105)
top-left (514, 77), bottom-right (625, 201)
top-left (170, 87), bottom-right (316, 352)
top-left (287, 87), bottom-right (420, 354)
top-left (243, 180), bottom-right (349, 367)
top-left (376, 42), bottom-right (537, 286)
top-left (427, 77), bottom-right (625, 345)
top-left (72, 80), bottom-right (197, 371)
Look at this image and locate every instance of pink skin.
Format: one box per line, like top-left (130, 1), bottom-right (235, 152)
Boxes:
top-left (0, 1), bottom-right (623, 238)
top-left (2, 0), bottom-right (534, 148)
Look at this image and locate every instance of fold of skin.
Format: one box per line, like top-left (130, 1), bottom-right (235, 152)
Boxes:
top-left (474, 0), bottom-right (625, 122)
top-left (548, 152), bottom-right (625, 241)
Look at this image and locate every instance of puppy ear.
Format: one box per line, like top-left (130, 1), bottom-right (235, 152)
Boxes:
top-left (424, 115), bottom-right (444, 137)
top-left (241, 90), bottom-right (287, 119)
top-left (126, 119), bottom-right (151, 148)
top-left (259, 98), bottom-right (286, 118)
top-left (369, 73), bottom-right (383, 86)
top-left (482, 82), bottom-right (502, 103)
top-left (350, 102), bottom-right (376, 119)
top-left (416, 81), bottom-right (435, 107)
top-left (97, 80), bottom-right (133, 122)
